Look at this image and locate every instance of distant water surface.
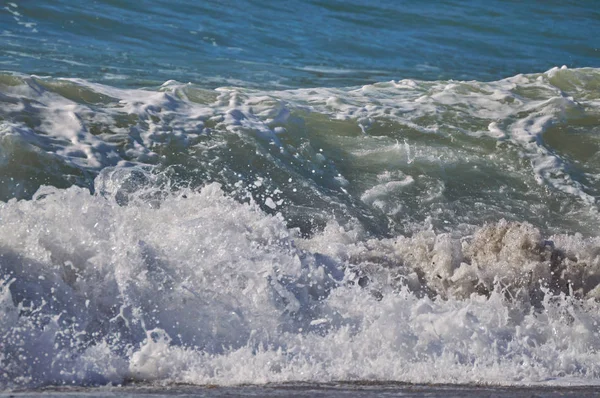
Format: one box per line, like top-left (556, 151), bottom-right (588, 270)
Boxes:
top-left (2, 0), bottom-right (599, 87)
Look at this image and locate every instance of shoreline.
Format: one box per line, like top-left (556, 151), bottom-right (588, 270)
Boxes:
top-left (5, 381), bottom-right (600, 398)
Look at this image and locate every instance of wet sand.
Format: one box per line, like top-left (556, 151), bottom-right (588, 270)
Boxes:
top-left (4, 382), bottom-right (600, 398)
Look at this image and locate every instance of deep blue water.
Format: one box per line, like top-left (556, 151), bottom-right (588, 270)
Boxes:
top-left (2, 0), bottom-right (599, 87)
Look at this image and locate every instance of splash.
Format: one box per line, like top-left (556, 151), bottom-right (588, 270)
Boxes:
top-left (1, 171), bottom-right (600, 389)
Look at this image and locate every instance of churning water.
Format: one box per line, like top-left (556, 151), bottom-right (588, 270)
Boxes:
top-left (1, 0), bottom-right (600, 391)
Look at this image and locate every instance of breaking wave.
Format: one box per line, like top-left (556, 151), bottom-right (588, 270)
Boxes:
top-left (2, 67), bottom-right (600, 389)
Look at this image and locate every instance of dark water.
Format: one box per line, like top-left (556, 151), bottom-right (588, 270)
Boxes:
top-left (1, 0), bottom-right (600, 392)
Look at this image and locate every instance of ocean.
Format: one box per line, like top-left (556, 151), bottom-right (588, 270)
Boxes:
top-left (1, 0), bottom-right (600, 395)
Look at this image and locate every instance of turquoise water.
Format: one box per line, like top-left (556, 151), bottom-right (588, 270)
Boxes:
top-left (2, 0), bottom-right (600, 392)
top-left (3, 1), bottom-right (599, 87)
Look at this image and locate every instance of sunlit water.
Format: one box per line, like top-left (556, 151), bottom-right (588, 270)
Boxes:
top-left (1, 0), bottom-right (600, 392)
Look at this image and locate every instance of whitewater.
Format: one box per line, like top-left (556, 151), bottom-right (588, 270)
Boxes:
top-left (0, 66), bottom-right (600, 391)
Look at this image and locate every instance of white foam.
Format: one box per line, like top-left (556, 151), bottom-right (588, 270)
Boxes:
top-left (1, 178), bottom-right (600, 389)
top-left (360, 173), bottom-right (414, 215)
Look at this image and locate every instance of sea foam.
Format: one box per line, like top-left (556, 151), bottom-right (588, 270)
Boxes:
top-left (1, 171), bottom-right (600, 388)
